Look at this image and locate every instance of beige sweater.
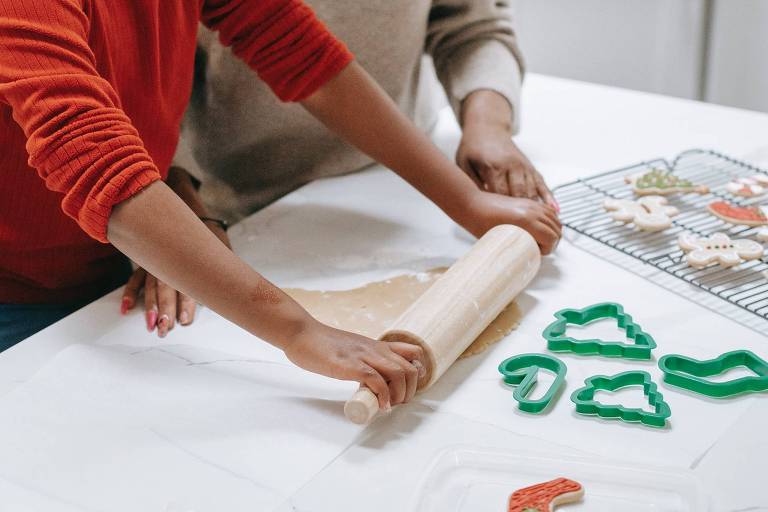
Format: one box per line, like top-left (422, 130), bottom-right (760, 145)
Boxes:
top-left (178, 0), bottom-right (525, 221)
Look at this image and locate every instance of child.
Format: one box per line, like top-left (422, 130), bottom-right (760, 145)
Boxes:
top-left (0, 0), bottom-right (560, 411)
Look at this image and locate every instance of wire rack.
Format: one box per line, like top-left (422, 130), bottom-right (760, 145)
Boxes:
top-left (553, 149), bottom-right (768, 323)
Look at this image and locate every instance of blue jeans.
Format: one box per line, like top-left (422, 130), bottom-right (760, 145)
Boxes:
top-left (0, 259), bottom-right (133, 352)
top-left (0, 303), bottom-right (83, 352)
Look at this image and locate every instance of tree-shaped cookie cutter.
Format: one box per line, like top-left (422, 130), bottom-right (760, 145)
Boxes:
top-left (571, 371), bottom-right (671, 428)
top-left (498, 353), bottom-right (567, 414)
top-left (543, 302), bottom-right (657, 360)
top-left (658, 350), bottom-right (768, 398)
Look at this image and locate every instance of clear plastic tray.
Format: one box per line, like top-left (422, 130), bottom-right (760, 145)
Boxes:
top-left (412, 447), bottom-right (709, 511)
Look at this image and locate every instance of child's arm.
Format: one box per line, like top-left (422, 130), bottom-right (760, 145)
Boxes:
top-left (302, 62), bottom-right (562, 254)
top-left (109, 181), bottom-right (423, 410)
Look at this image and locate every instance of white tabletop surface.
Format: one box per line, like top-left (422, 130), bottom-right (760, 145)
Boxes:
top-left (1, 74), bottom-right (767, 512)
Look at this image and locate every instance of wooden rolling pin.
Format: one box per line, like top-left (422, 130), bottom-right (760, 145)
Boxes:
top-left (344, 224), bottom-right (541, 424)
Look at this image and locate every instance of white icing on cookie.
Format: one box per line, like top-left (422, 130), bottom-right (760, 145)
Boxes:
top-left (758, 228), bottom-right (768, 243)
top-left (678, 232), bottom-right (765, 269)
top-left (726, 175), bottom-right (768, 197)
top-left (604, 196), bottom-right (679, 232)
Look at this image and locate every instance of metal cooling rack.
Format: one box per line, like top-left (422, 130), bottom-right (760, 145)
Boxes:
top-left (553, 149), bottom-right (768, 323)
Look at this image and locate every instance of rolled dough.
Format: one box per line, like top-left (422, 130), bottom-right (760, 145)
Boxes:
top-left (284, 269), bottom-right (522, 358)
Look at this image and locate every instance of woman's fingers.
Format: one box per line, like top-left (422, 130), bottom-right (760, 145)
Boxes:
top-left (177, 293), bottom-right (197, 326)
top-left (144, 274), bottom-right (159, 332)
top-left (121, 268), bottom-right (146, 315)
top-left (156, 280), bottom-right (177, 338)
top-left (535, 173), bottom-right (559, 211)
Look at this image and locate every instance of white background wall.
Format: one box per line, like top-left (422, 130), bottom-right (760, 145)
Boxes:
top-left (511, 0), bottom-right (768, 113)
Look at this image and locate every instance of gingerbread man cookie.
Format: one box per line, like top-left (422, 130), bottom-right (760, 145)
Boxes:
top-left (604, 196), bottom-right (679, 232)
top-left (508, 478), bottom-right (584, 512)
top-left (708, 201), bottom-right (768, 227)
top-left (626, 168), bottom-right (709, 196)
top-left (726, 175), bottom-right (768, 197)
top-left (678, 232), bottom-right (764, 269)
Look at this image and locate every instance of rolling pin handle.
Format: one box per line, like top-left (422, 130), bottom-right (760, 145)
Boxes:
top-left (344, 386), bottom-right (380, 424)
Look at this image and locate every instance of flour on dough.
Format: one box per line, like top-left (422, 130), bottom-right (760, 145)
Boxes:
top-left (284, 268), bottom-right (522, 358)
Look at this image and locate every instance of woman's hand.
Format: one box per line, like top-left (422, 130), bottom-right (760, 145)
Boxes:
top-left (285, 321), bottom-right (427, 411)
top-left (121, 268), bottom-right (196, 337)
top-left (458, 89), bottom-right (558, 209)
top-left (457, 130), bottom-right (557, 209)
top-left (461, 191), bottom-right (562, 255)
top-left (120, 219), bottom-right (230, 337)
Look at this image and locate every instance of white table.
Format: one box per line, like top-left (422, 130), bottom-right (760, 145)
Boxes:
top-left (1, 75), bottom-right (767, 511)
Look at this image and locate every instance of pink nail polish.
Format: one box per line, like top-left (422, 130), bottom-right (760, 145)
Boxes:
top-left (120, 298), bottom-right (132, 315)
top-left (146, 310), bottom-right (158, 332)
top-left (157, 315), bottom-right (170, 338)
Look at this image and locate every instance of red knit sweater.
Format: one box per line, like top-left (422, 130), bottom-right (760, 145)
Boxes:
top-left (0, 0), bottom-right (352, 304)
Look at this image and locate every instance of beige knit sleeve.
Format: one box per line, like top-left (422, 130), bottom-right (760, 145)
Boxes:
top-left (426, 0), bottom-right (525, 134)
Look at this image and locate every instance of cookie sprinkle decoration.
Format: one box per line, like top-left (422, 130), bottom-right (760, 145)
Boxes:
top-left (626, 168), bottom-right (709, 196)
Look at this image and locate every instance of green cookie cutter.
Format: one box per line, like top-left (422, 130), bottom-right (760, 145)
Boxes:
top-left (658, 350), bottom-right (768, 398)
top-left (498, 353), bottom-right (567, 413)
top-left (571, 371), bottom-right (671, 428)
top-left (543, 302), bottom-right (657, 360)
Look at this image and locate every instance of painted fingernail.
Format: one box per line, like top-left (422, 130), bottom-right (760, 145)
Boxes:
top-left (157, 315), bottom-right (170, 338)
top-left (179, 311), bottom-right (190, 325)
top-left (146, 310), bottom-right (158, 332)
top-left (120, 298), bottom-right (133, 315)
top-left (412, 360), bottom-right (426, 378)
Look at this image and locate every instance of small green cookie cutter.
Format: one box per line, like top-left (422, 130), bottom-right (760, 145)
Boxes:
top-left (543, 302), bottom-right (657, 360)
top-left (571, 371), bottom-right (671, 428)
top-left (498, 353), bottom-right (567, 414)
top-left (658, 350), bottom-right (768, 398)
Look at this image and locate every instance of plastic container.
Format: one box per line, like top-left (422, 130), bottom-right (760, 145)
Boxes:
top-left (411, 447), bottom-right (709, 511)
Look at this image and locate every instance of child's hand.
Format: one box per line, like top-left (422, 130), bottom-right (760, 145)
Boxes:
top-left (284, 322), bottom-right (426, 411)
top-left (462, 192), bottom-right (562, 255)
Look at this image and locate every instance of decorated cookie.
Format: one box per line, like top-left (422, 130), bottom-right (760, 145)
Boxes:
top-left (604, 196), bottom-right (679, 232)
top-left (708, 201), bottom-right (768, 227)
top-left (508, 478), bottom-right (584, 512)
top-left (726, 175), bottom-right (768, 197)
top-left (626, 168), bottom-right (709, 196)
top-left (678, 232), bottom-right (764, 269)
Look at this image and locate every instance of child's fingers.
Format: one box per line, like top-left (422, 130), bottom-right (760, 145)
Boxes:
top-left (177, 293), bottom-right (196, 326)
top-left (156, 280), bottom-right (177, 338)
top-left (121, 268), bottom-right (146, 315)
top-left (385, 351), bottom-right (420, 404)
top-left (144, 274), bottom-right (158, 332)
top-left (367, 355), bottom-right (407, 406)
top-left (386, 341), bottom-right (427, 368)
top-left (356, 363), bottom-right (391, 411)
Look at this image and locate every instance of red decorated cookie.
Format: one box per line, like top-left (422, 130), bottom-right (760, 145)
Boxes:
top-left (708, 201), bottom-right (768, 226)
top-left (508, 478), bottom-right (584, 512)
